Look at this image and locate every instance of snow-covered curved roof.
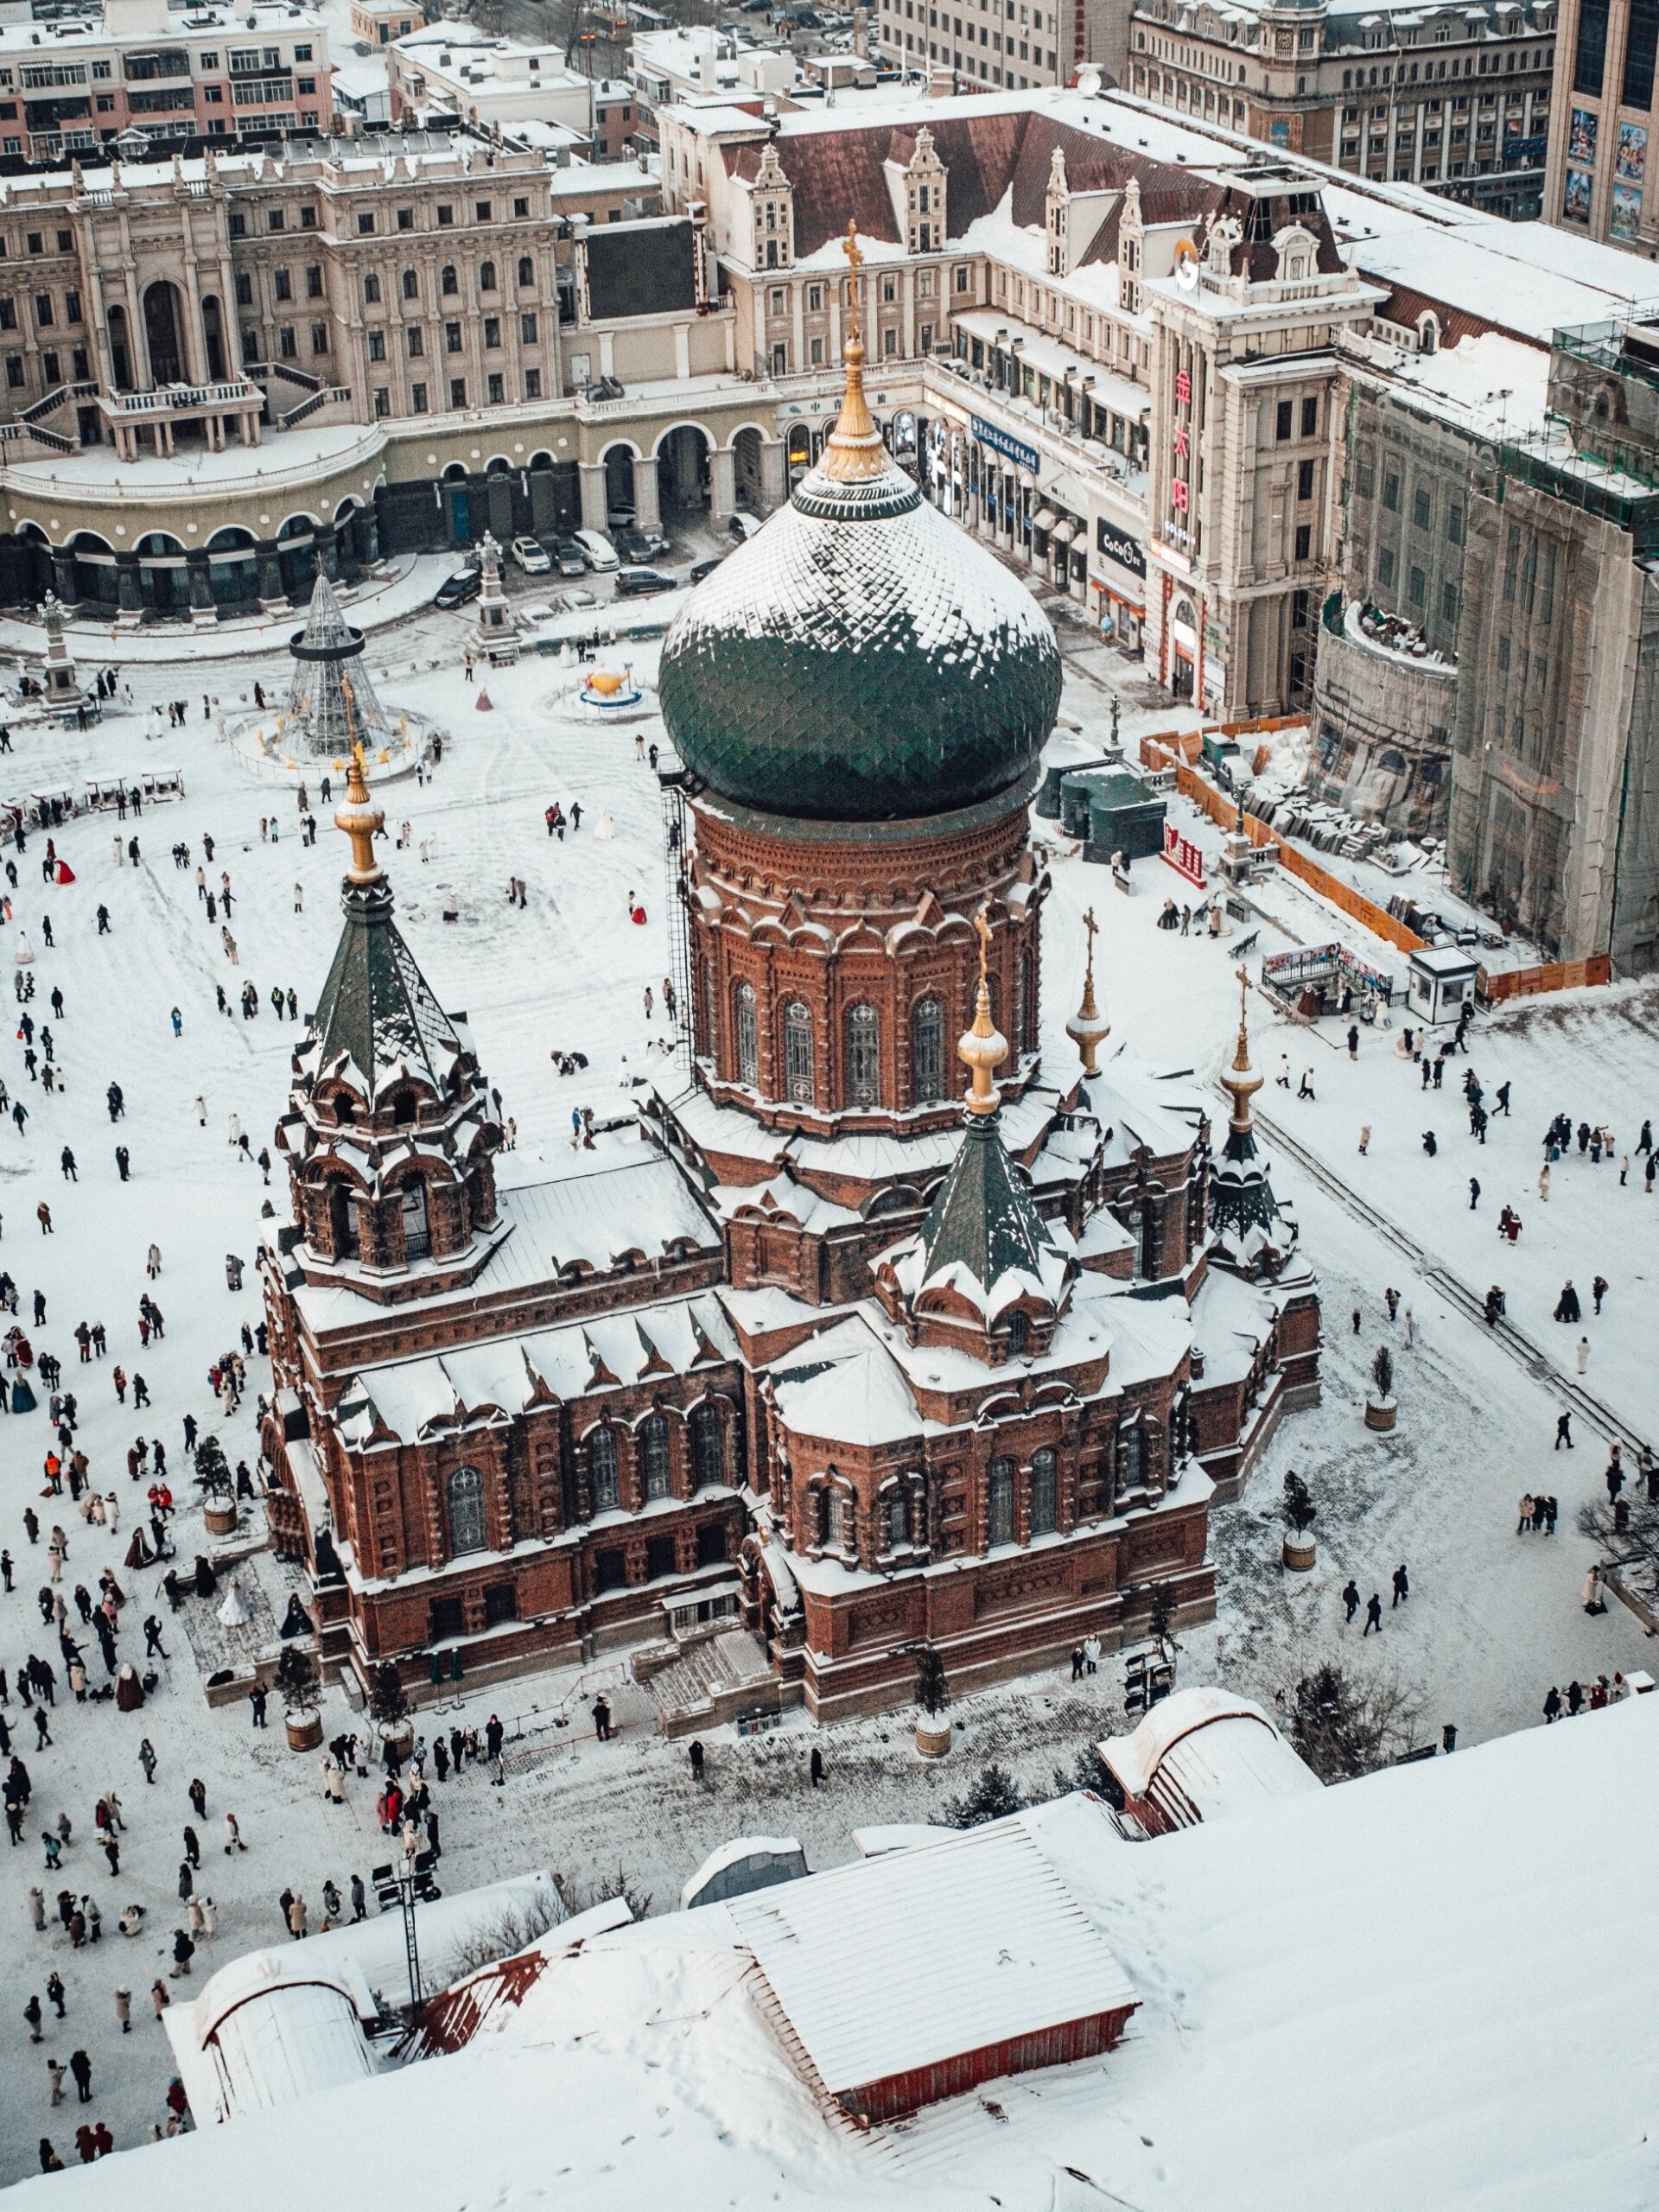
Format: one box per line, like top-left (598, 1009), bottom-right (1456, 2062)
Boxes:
top-left (658, 442), bottom-right (1060, 823)
top-left (166, 1951), bottom-right (379, 2127)
top-left (1098, 1686), bottom-right (1319, 1831)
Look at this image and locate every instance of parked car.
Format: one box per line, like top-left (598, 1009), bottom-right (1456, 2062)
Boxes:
top-left (552, 538), bottom-right (588, 577)
top-left (606, 504), bottom-right (636, 531)
top-left (613, 568), bottom-right (675, 598)
top-left (434, 567), bottom-right (481, 608)
top-left (555, 587), bottom-right (598, 614)
top-left (688, 555), bottom-right (727, 586)
top-left (511, 535), bottom-right (551, 575)
top-left (618, 526), bottom-right (669, 564)
top-left (728, 510), bottom-right (762, 542)
top-left (573, 529), bottom-right (620, 572)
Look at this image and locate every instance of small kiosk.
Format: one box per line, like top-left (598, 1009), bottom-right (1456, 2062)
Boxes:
top-left (1408, 944), bottom-right (1479, 1027)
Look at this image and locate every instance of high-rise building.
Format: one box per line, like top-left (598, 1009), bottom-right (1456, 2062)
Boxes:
top-left (1127, 0), bottom-right (1554, 217)
top-left (1545, 0), bottom-right (1659, 253)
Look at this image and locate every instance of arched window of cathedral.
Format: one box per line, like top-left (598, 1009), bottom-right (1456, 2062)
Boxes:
top-left (448, 1464), bottom-right (486, 1555)
top-left (845, 1001), bottom-right (880, 1107)
top-left (1118, 1421), bottom-right (1144, 1491)
top-left (912, 996), bottom-right (944, 1103)
top-left (784, 999), bottom-right (814, 1103)
top-left (1030, 1447), bottom-right (1058, 1536)
top-left (641, 1415), bottom-right (671, 1500)
top-left (734, 982), bottom-right (759, 1086)
top-left (399, 1184), bottom-right (430, 1262)
top-left (887, 1491), bottom-right (909, 1548)
top-left (391, 1089), bottom-right (417, 1127)
top-left (816, 1486), bottom-right (841, 1548)
top-left (690, 1401), bottom-right (723, 1488)
top-left (590, 1427), bottom-right (620, 1510)
top-left (988, 1459), bottom-right (1015, 1547)
top-left (1007, 1310), bottom-right (1029, 1356)
top-left (1021, 950), bottom-right (1037, 1051)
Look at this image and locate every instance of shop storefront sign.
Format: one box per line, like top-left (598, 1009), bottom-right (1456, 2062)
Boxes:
top-left (971, 416), bottom-right (1040, 476)
top-left (1095, 516), bottom-right (1147, 579)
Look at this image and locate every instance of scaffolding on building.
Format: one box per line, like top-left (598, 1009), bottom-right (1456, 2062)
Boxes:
top-left (658, 763), bottom-right (695, 1074)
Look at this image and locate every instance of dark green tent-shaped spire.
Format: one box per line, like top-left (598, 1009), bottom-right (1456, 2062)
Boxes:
top-left (914, 1108), bottom-right (1063, 1314)
top-left (307, 746), bottom-right (470, 1104)
top-left (907, 910), bottom-right (1066, 1318)
top-left (1209, 969), bottom-right (1284, 1249)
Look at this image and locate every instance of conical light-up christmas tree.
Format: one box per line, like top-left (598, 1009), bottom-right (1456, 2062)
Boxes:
top-left (284, 574), bottom-right (391, 759)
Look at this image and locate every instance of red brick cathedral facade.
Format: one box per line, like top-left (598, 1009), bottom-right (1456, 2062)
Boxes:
top-left (260, 315), bottom-right (1319, 1720)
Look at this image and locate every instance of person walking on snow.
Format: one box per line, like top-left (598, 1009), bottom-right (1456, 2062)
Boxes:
top-left (1577, 1335), bottom-right (1591, 1375)
top-left (1391, 1563), bottom-right (1410, 1607)
top-left (1341, 1579), bottom-right (1360, 1624)
top-left (1363, 1592), bottom-right (1382, 1635)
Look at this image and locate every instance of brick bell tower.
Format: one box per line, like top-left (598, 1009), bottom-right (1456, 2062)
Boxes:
top-left (272, 745), bottom-right (505, 1304)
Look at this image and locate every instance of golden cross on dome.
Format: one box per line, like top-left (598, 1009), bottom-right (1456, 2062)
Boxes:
top-left (1083, 906), bottom-right (1099, 971)
top-left (822, 218), bottom-right (886, 483)
top-left (841, 219), bottom-right (864, 342)
top-left (961, 907), bottom-right (1006, 1118)
top-left (334, 734), bottom-right (385, 887)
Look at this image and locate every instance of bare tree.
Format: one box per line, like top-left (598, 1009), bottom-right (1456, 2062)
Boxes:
top-left (437, 1896), bottom-right (564, 1986)
top-left (1287, 1662), bottom-right (1429, 1783)
top-left (1578, 1488), bottom-right (1659, 1601)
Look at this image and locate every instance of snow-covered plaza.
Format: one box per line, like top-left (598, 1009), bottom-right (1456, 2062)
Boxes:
top-left (0, 588), bottom-right (1651, 2182)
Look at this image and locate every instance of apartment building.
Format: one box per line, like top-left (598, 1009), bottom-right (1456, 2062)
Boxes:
top-left (869, 0), bottom-right (1112, 92)
top-left (1544, 0), bottom-right (1659, 252)
top-left (0, 0), bottom-right (329, 161)
top-left (386, 25), bottom-right (594, 139)
top-left (1127, 0), bottom-right (1554, 217)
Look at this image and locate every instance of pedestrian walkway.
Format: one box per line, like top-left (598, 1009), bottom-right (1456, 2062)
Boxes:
top-left (1256, 1102), bottom-right (1652, 1457)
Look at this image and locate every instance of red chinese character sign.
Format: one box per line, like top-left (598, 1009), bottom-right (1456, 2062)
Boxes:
top-left (1166, 348), bottom-right (1200, 553)
top-left (1162, 822), bottom-right (1206, 887)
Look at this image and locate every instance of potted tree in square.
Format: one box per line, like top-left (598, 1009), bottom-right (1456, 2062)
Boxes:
top-left (1365, 1345), bottom-right (1397, 1432)
top-left (369, 1660), bottom-right (414, 1763)
top-left (194, 1434), bottom-right (238, 1539)
top-left (914, 1643), bottom-right (952, 1758)
top-left (277, 1643), bottom-right (323, 1753)
top-left (1282, 1471), bottom-right (1317, 1572)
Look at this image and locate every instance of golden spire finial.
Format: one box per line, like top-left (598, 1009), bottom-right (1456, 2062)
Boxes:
top-left (958, 907), bottom-right (1007, 1117)
top-left (334, 730), bottom-right (385, 887)
top-left (819, 219), bottom-right (887, 485)
top-left (1066, 906), bottom-right (1110, 1076)
top-left (1221, 964), bottom-right (1262, 1134)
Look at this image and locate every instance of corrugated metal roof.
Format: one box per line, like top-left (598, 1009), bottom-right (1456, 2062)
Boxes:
top-left (727, 1816), bottom-right (1136, 2096)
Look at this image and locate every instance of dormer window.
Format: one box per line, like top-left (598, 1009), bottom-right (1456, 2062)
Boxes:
top-left (1007, 1310), bottom-right (1030, 1356)
top-left (391, 1089), bottom-right (417, 1126)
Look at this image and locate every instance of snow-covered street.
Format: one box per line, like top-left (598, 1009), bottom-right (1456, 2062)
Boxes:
top-left (0, 594), bottom-right (1650, 2182)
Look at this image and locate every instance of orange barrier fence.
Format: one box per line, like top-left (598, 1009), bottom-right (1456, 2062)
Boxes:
top-left (1480, 956), bottom-right (1612, 1001)
top-left (1136, 737), bottom-right (1618, 1000)
top-left (1139, 737), bottom-right (1427, 956)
